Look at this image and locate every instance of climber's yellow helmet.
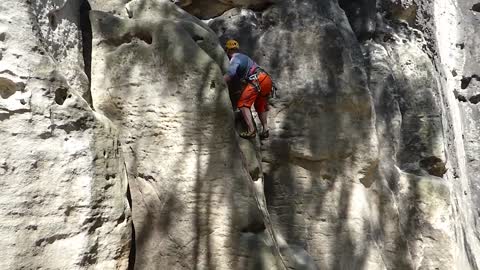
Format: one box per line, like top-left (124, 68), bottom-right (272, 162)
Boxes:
top-left (225, 39), bottom-right (240, 50)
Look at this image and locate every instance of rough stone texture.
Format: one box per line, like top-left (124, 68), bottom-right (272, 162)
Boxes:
top-left (211, 2), bottom-right (384, 269)
top-left (88, 0), bottom-right (131, 16)
top-left (209, 0), bottom-right (480, 269)
top-left (0, 0), bottom-right (130, 269)
top-left (89, 0), bottom-right (265, 269)
top-left (180, 0), bottom-right (274, 19)
top-left (339, 0), bottom-right (377, 40)
top-left (3, 0), bottom-right (480, 269)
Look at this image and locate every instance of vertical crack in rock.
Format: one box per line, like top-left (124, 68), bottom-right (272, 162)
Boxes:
top-left (79, 0), bottom-right (93, 105)
top-left (237, 146), bottom-right (289, 270)
top-left (126, 182), bottom-right (136, 270)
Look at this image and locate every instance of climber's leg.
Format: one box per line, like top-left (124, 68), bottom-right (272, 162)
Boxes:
top-left (237, 84), bottom-right (259, 138)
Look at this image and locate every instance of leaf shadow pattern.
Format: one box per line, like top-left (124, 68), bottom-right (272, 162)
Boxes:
top-left (10, 1), bottom-right (132, 269)
top-left (209, 0), bottom-right (457, 269)
top-left (89, 1), bottom-right (262, 269)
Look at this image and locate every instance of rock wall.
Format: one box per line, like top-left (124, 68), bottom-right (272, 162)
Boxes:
top-left (89, 1), bottom-right (266, 268)
top-left (208, 0), bottom-right (480, 269)
top-left (0, 0), bottom-right (130, 269)
top-left (1, 0), bottom-right (480, 269)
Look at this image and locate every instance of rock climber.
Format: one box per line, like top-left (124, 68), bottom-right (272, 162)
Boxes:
top-left (223, 39), bottom-right (273, 139)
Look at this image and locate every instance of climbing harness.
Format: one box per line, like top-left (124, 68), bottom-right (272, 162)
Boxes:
top-left (246, 66), bottom-right (264, 92)
top-left (246, 66), bottom-right (278, 98)
top-left (247, 72), bottom-right (262, 93)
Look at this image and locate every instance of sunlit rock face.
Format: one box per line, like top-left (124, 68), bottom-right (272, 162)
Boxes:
top-left (0, 0), bottom-right (130, 269)
top-left (2, 0), bottom-right (480, 269)
top-left (89, 0), bottom-right (266, 269)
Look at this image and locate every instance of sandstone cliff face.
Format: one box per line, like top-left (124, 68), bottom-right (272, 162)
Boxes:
top-left (0, 0), bottom-right (130, 269)
top-left (1, 0), bottom-right (479, 269)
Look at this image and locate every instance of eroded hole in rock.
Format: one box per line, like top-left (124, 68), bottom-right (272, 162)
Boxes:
top-left (383, 33), bottom-right (396, 42)
top-left (472, 3), bottom-right (480, 12)
top-left (105, 173), bottom-right (116, 181)
top-left (249, 2), bottom-right (275, 12)
top-left (469, 94), bottom-right (480, 104)
top-left (191, 34), bottom-right (204, 42)
top-left (240, 222), bottom-right (266, 233)
top-left (47, 12), bottom-right (58, 30)
top-left (387, 3), bottom-right (418, 25)
top-left (16, 82), bottom-right (26, 92)
top-left (109, 31), bottom-right (153, 46)
top-left (54, 87), bottom-right (68, 105)
top-left (340, 0), bottom-right (379, 40)
top-left (0, 33), bottom-right (6, 42)
top-left (461, 76), bottom-right (472, 89)
top-left (454, 90), bottom-right (467, 102)
top-left (136, 30), bottom-right (153, 44)
top-left (0, 77), bottom-right (16, 99)
top-left (419, 156), bottom-right (447, 177)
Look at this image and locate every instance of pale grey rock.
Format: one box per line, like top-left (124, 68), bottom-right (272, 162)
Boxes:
top-left (209, 0), bottom-right (480, 269)
top-left (181, 0), bottom-right (274, 19)
top-left (88, 0), bottom-right (131, 16)
top-left (210, 1), bottom-right (381, 269)
top-left (27, 0), bottom-right (92, 102)
top-left (0, 0), bottom-right (131, 269)
top-left (89, 1), bottom-right (264, 268)
top-left (365, 1), bottom-right (480, 268)
top-left (3, 0), bottom-right (480, 269)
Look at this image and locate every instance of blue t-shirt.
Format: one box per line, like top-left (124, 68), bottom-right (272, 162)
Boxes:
top-left (226, 53), bottom-right (258, 80)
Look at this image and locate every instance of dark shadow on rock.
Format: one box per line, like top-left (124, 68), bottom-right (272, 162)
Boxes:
top-left (90, 3), bottom-right (262, 268)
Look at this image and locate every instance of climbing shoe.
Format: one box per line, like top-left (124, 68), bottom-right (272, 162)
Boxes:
top-left (259, 130), bottom-right (269, 140)
top-left (239, 130), bottom-right (256, 139)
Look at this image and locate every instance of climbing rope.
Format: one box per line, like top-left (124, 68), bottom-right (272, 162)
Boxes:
top-left (237, 142), bottom-right (290, 270)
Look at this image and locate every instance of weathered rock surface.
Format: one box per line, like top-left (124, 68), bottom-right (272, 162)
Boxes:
top-left (89, 0), bottom-right (267, 269)
top-left (0, 0), bottom-right (130, 269)
top-left (209, 0), bottom-right (480, 269)
top-left (180, 0), bottom-right (274, 19)
top-left (2, 0), bottom-right (480, 269)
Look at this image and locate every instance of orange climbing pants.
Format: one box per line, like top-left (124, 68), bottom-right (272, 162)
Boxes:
top-left (237, 72), bottom-right (272, 113)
